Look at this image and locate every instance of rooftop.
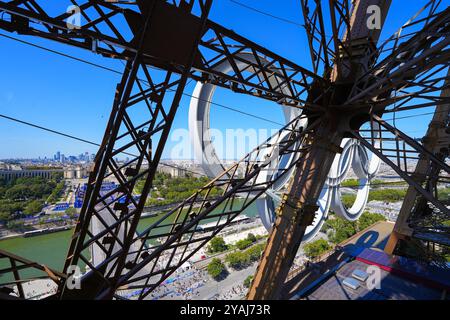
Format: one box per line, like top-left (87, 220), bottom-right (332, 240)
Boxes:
top-left (285, 221), bottom-right (450, 300)
top-left (305, 255), bottom-right (445, 300)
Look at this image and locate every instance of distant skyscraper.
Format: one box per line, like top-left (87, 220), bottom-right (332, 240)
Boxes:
top-left (56, 151), bottom-right (61, 162)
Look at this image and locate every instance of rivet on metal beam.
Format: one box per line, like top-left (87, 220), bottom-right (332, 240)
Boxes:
top-left (113, 203), bottom-right (129, 216)
top-left (124, 261), bottom-right (137, 270)
top-left (124, 167), bottom-right (139, 177)
top-left (102, 236), bottom-right (115, 245)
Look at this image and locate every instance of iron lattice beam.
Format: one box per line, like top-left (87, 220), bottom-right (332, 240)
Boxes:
top-left (247, 0), bottom-right (393, 299)
top-left (352, 114), bottom-right (450, 215)
top-left (346, 6), bottom-right (450, 109)
top-left (61, 113), bottom-right (315, 299)
top-left (0, 249), bottom-right (66, 299)
top-left (59, 0), bottom-right (214, 299)
top-left (328, 0), bottom-right (353, 78)
top-left (108, 115), bottom-right (315, 300)
top-left (0, 0), bottom-right (326, 110)
top-left (384, 68), bottom-right (450, 256)
top-left (300, 0), bottom-right (333, 77)
top-left (0, 0), bottom-right (448, 300)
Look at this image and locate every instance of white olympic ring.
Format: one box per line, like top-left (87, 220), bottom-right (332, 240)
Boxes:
top-left (328, 137), bottom-right (380, 221)
top-left (188, 53), bottom-right (380, 241)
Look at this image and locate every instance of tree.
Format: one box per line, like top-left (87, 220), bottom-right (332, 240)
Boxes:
top-left (47, 180), bottom-right (65, 204)
top-left (6, 220), bottom-right (24, 230)
top-left (24, 200), bottom-right (44, 215)
top-left (5, 185), bottom-right (32, 200)
top-left (438, 188), bottom-right (450, 200)
top-left (303, 239), bottom-right (331, 260)
top-left (65, 207), bottom-right (78, 218)
top-left (245, 243), bottom-right (265, 262)
top-left (246, 233), bottom-right (257, 243)
top-left (235, 238), bottom-right (253, 250)
top-left (341, 179), bottom-right (359, 187)
top-left (208, 236), bottom-right (228, 253)
top-left (225, 251), bottom-right (250, 269)
top-left (341, 194), bottom-right (356, 208)
top-left (244, 275), bottom-right (254, 288)
top-left (323, 216), bottom-right (358, 244)
top-left (0, 200), bottom-right (24, 217)
top-left (207, 258), bottom-right (226, 279)
top-left (358, 212), bottom-right (386, 231)
top-left (368, 188), bottom-right (407, 202)
top-left (0, 211), bottom-right (10, 222)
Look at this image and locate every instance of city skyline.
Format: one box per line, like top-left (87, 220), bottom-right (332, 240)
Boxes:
top-left (0, 150), bottom-right (95, 162)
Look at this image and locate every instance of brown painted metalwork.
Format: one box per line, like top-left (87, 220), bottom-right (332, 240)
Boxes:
top-left (0, 0), bottom-right (448, 299)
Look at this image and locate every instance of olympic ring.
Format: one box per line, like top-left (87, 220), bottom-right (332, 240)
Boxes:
top-left (188, 52), bottom-right (302, 179)
top-left (252, 129), bottom-right (332, 238)
top-left (328, 135), bottom-right (381, 221)
top-left (188, 53), bottom-right (380, 241)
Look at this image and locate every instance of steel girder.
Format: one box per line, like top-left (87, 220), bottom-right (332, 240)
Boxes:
top-left (247, 0), bottom-right (450, 299)
top-left (0, 0), bottom-right (449, 300)
top-left (300, 0), bottom-right (333, 77)
top-left (64, 111), bottom-right (315, 299)
top-left (109, 115), bottom-right (314, 300)
top-left (0, 0), bottom-right (322, 299)
top-left (0, 0), bottom-right (326, 110)
top-left (352, 114), bottom-right (450, 216)
top-left (57, 0), bottom-right (214, 299)
top-left (247, 0), bottom-right (395, 299)
top-left (0, 249), bottom-right (66, 299)
top-left (385, 69), bottom-right (450, 258)
top-left (347, 4), bottom-right (450, 264)
top-left (346, 6), bottom-right (450, 110)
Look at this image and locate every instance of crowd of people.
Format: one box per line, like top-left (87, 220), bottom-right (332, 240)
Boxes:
top-left (17, 280), bottom-right (58, 300)
top-left (160, 268), bottom-right (208, 300)
top-left (212, 283), bottom-right (247, 300)
top-left (120, 248), bottom-right (309, 300)
top-left (127, 267), bottom-right (209, 300)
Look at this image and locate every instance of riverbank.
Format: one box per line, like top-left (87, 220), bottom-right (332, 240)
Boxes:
top-left (0, 208), bottom-right (225, 242)
top-left (0, 224), bottom-right (75, 241)
top-left (0, 209), bottom-right (161, 241)
top-left (0, 197), bottom-right (222, 241)
top-left (0, 199), bottom-right (258, 280)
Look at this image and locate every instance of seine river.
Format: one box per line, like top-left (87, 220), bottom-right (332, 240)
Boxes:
top-left (0, 199), bottom-right (259, 280)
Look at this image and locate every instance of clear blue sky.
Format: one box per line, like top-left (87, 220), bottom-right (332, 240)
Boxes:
top-left (0, 0), bottom-right (447, 160)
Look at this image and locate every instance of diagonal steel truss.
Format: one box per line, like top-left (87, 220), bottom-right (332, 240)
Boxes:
top-left (300, 0), bottom-right (333, 77)
top-left (109, 115), bottom-right (314, 300)
top-left (0, 249), bottom-right (66, 299)
top-left (353, 114), bottom-right (450, 217)
top-left (58, 0), bottom-right (215, 299)
top-left (0, 0), bottom-right (449, 299)
top-left (0, 0), bottom-right (326, 109)
top-left (346, 6), bottom-right (450, 110)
